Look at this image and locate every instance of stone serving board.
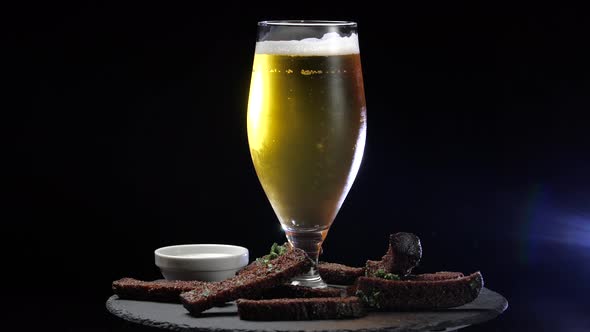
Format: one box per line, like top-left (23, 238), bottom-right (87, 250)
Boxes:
top-left (106, 287), bottom-right (507, 332)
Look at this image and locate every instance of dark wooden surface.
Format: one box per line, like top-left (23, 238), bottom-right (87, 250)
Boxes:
top-left (106, 287), bottom-right (507, 331)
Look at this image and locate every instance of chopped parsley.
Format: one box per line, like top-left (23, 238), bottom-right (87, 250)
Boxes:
top-left (374, 269), bottom-right (400, 280)
top-left (356, 289), bottom-right (383, 309)
top-left (256, 243), bottom-right (289, 269)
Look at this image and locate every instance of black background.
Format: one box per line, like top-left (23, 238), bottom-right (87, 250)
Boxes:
top-left (7, 1), bottom-right (590, 331)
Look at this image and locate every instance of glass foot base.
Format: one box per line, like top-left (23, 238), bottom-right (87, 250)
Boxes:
top-left (290, 267), bottom-right (328, 288)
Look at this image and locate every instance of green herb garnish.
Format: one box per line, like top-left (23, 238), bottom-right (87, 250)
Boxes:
top-left (356, 289), bottom-right (383, 309)
top-left (256, 243), bottom-right (289, 268)
top-left (374, 269), bottom-right (400, 280)
top-left (200, 288), bottom-right (210, 297)
top-left (270, 242), bottom-right (288, 256)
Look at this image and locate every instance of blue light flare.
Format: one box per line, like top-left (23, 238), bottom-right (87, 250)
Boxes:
top-left (519, 185), bottom-right (590, 266)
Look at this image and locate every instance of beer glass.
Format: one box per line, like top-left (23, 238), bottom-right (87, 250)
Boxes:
top-left (247, 20), bottom-right (366, 288)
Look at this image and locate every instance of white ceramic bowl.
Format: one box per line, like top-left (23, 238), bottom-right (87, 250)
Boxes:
top-left (154, 244), bottom-right (249, 281)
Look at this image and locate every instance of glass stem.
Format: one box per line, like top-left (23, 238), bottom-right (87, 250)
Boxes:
top-left (284, 227), bottom-right (328, 288)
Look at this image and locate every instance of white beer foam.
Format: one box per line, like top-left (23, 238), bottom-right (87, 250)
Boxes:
top-left (255, 32), bottom-right (359, 56)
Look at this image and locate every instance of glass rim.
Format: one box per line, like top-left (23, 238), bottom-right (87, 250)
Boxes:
top-left (258, 20), bottom-right (357, 27)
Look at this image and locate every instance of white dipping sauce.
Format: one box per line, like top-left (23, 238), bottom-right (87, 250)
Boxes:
top-left (180, 253), bottom-right (234, 259)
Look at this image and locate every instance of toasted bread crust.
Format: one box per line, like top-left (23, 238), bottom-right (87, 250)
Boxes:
top-left (317, 262), bottom-right (365, 285)
top-left (180, 247), bottom-right (312, 315)
top-left (260, 284), bottom-right (343, 299)
top-left (356, 271), bottom-right (483, 310)
top-left (407, 271), bottom-right (464, 281)
top-left (112, 278), bottom-right (204, 302)
top-left (365, 232), bottom-right (422, 277)
top-left (237, 297), bottom-right (366, 320)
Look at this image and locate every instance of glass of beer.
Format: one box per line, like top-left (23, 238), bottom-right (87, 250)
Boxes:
top-left (247, 20), bottom-right (366, 288)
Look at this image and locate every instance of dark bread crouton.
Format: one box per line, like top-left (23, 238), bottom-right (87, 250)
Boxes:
top-left (112, 278), bottom-right (205, 302)
top-left (407, 271), bottom-right (464, 281)
top-left (260, 284), bottom-right (343, 299)
top-left (365, 232), bottom-right (422, 277)
top-left (317, 262), bottom-right (365, 285)
top-left (237, 297), bottom-right (366, 320)
top-left (180, 247), bottom-right (312, 315)
top-left (356, 271), bottom-right (483, 310)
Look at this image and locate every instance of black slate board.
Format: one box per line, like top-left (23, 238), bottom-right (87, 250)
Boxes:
top-left (106, 287), bottom-right (507, 331)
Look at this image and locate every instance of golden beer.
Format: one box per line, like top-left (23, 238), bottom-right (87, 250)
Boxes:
top-left (247, 53), bottom-right (366, 233)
